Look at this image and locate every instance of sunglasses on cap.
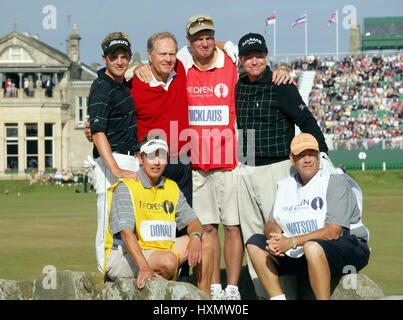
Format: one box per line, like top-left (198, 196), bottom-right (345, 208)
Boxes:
top-left (188, 17), bottom-right (214, 34)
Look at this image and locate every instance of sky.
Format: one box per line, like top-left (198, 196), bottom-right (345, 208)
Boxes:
top-left (1, 0), bottom-right (402, 66)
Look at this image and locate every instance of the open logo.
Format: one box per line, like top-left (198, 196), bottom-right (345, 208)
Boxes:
top-left (214, 83), bottom-right (228, 98)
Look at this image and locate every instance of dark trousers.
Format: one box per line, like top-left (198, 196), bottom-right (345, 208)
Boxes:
top-left (163, 160), bottom-right (193, 208)
top-left (162, 159), bottom-right (193, 282)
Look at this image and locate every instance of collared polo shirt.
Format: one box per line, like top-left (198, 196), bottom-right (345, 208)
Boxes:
top-left (88, 67), bottom-right (140, 159)
top-left (149, 69), bottom-right (177, 91)
top-left (177, 46), bottom-right (225, 72)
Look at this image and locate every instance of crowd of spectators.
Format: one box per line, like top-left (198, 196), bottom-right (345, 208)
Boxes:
top-left (2, 76), bottom-right (53, 98)
top-left (28, 169), bottom-right (93, 192)
top-left (285, 53), bottom-right (403, 150)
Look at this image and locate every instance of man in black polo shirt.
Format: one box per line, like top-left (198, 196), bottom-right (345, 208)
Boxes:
top-left (88, 32), bottom-right (141, 273)
top-left (235, 32), bottom-right (334, 299)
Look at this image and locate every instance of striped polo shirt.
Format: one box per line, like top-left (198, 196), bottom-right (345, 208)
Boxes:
top-left (88, 68), bottom-right (140, 159)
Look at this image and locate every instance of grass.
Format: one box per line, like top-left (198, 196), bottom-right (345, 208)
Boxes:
top-left (0, 171), bottom-right (402, 296)
top-left (347, 171), bottom-right (403, 296)
top-left (0, 183), bottom-right (98, 280)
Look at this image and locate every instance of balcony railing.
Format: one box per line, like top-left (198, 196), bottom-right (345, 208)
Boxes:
top-left (0, 88), bottom-right (67, 104)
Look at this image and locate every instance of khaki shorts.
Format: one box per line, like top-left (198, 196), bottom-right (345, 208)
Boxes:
top-left (105, 245), bottom-right (155, 280)
top-left (192, 168), bottom-right (239, 226)
top-left (237, 160), bottom-right (292, 243)
top-left (105, 241), bottom-right (181, 280)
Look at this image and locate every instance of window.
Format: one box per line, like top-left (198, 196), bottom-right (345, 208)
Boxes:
top-left (44, 123), bottom-right (54, 169)
top-left (0, 46), bottom-right (34, 63)
top-left (5, 124), bottom-right (18, 170)
top-left (76, 96), bottom-right (88, 127)
top-left (25, 123), bottom-right (38, 169)
top-left (26, 123), bottom-right (38, 137)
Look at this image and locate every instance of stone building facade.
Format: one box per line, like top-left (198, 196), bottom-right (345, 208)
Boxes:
top-left (0, 25), bottom-right (96, 179)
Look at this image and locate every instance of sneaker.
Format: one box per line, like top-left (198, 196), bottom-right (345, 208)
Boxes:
top-left (211, 289), bottom-right (226, 300)
top-left (224, 287), bottom-right (241, 300)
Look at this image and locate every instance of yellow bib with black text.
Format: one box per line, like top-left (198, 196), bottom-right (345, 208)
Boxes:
top-left (107, 177), bottom-right (179, 252)
top-left (103, 177), bottom-right (179, 277)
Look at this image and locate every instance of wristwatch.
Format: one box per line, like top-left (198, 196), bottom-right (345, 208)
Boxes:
top-left (190, 232), bottom-right (202, 239)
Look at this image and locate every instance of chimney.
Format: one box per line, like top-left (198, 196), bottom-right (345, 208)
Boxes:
top-left (66, 24), bottom-right (81, 62)
top-left (349, 23), bottom-right (362, 54)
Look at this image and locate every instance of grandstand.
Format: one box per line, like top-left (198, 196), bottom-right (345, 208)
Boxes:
top-left (289, 52), bottom-right (402, 170)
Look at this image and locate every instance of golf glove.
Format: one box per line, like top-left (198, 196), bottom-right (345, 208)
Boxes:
top-left (224, 41), bottom-right (239, 65)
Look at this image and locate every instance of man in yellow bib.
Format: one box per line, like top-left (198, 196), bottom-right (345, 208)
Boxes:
top-left (103, 135), bottom-right (213, 297)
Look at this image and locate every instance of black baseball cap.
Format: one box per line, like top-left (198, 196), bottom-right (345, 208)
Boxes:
top-left (238, 33), bottom-right (268, 56)
top-left (102, 37), bottom-right (131, 55)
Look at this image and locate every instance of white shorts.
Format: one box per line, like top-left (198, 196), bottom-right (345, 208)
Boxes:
top-left (192, 168), bottom-right (239, 226)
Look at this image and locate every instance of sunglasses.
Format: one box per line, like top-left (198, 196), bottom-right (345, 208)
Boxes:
top-left (188, 18), bottom-right (214, 34)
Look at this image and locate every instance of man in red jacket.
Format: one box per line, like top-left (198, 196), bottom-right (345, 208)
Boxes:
top-left (128, 32), bottom-right (193, 208)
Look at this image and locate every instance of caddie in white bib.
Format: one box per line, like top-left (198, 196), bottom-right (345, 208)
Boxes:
top-left (272, 171), bottom-right (330, 258)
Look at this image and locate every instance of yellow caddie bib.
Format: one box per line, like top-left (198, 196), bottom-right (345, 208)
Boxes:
top-left (103, 177), bottom-right (180, 275)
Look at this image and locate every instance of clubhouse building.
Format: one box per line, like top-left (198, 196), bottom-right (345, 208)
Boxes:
top-left (0, 25), bottom-right (96, 179)
top-left (0, 25), bottom-right (143, 180)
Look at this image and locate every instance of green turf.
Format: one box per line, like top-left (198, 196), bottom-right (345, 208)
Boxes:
top-left (0, 171), bottom-right (402, 296)
top-left (347, 171), bottom-right (403, 296)
top-left (0, 183), bottom-right (98, 280)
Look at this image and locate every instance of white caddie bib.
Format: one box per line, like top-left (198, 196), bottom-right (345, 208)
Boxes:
top-left (272, 171), bottom-right (331, 258)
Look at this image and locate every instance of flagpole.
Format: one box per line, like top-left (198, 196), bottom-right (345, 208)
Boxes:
top-left (305, 9), bottom-right (308, 57)
top-left (273, 9), bottom-right (277, 58)
top-left (336, 10), bottom-right (339, 61)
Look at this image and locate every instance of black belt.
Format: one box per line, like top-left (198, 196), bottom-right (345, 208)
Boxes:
top-left (114, 150), bottom-right (137, 156)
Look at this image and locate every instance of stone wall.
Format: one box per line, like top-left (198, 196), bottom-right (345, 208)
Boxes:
top-left (0, 269), bottom-right (401, 300)
top-left (0, 270), bottom-right (209, 300)
top-left (219, 266), bottom-right (401, 300)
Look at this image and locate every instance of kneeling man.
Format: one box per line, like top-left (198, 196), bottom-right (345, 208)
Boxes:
top-left (246, 133), bottom-right (370, 300)
top-left (103, 135), bottom-right (214, 297)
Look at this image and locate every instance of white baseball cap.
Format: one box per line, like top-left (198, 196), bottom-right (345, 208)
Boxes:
top-left (140, 138), bottom-right (169, 155)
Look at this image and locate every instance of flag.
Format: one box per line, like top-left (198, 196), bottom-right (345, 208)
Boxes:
top-left (265, 15), bottom-right (276, 26)
top-left (327, 12), bottom-right (337, 28)
top-left (291, 13), bottom-right (307, 28)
